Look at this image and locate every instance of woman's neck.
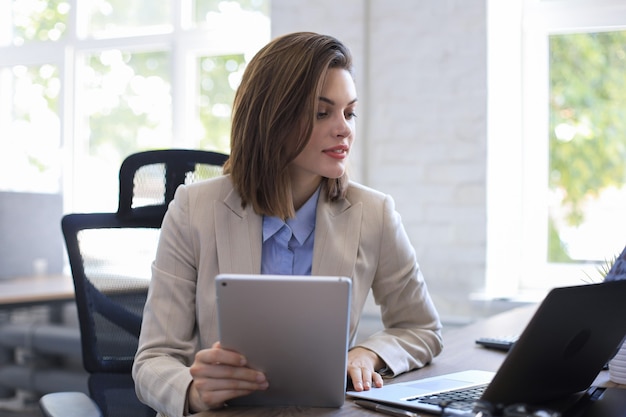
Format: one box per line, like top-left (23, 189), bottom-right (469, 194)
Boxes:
top-left (291, 176), bottom-right (322, 211)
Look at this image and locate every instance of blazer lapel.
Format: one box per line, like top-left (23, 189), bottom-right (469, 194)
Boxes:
top-left (214, 187), bottom-right (262, 274)
top-left (312, 194), bottom-right (362, 278)
top-left (214, 183), bottom-right (362, 278)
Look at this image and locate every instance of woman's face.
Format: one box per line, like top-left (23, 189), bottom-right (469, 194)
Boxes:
top-left (290, 68), bottom-right (357, 185)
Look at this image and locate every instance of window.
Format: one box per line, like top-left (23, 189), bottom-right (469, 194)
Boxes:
top-left (548, 31), bottom-right (626, 264)
top-left (487, 0), bottom-right (626, 297)
top-left (0, 0), bottom-right (270, 213)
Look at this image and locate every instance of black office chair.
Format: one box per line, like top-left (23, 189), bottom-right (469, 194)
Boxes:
top-left (117, 149), bottom-right (228, 222)
top-left (39, 149), bottom-right (228, 417)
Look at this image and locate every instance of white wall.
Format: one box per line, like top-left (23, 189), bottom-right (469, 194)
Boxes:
top-left (272, 0), bottom-right (488, 323)
top-left (0, 192), bottom-right (64, 279)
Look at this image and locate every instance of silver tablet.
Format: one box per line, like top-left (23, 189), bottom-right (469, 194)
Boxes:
top-left (215, 274), bottom-right (352, 408)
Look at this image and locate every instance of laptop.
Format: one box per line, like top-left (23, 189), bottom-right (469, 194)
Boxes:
top-left (348, 279), bottom-right (626, 415)
top-left (215, 273), bottom-right (352, 408)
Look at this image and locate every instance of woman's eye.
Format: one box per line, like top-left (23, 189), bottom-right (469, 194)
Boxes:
top-left (317, 112), bottom-right (328, 119)
top-left (346, 112), bottom-right (357, 120)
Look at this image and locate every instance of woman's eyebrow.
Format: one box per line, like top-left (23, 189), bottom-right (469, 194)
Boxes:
top-left (318, 96), bottom-right (358, 106)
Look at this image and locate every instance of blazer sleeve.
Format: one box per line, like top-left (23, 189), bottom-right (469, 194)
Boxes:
top-left (354, 193), bottom-right (443, 376)
top-left (133, 184), bottom-right (199, 417)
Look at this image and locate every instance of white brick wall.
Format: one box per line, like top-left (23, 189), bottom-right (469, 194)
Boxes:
top-left (272, 0), bottom-right (488, 323)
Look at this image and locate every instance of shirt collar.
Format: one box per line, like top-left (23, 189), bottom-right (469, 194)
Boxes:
top-left (262, 186), bottom-right (321, 244)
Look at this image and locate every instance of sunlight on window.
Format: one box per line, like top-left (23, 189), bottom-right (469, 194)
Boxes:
top-left (72, 49), bottom-right (172, 211)
top-left (554, 187), bottom-right (626, 261)
top-left (196, 54), bottom-right (246, 151)
top-left (12, 0), bottom-right (69, 44)
top-left (1, 0), bottom-right (269, 211)
top-left (548, 31), bottom-right (626, 263)
top-left (194, 0), bottom-right (269, 28)
top-left (81, 49), bottom-right (171, 152)
top-left (83, 0), bottom-right (172, 38)
top-left (0, 65), bottom-right (61, 193)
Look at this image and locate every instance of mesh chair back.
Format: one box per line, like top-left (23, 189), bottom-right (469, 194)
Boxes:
top-left (117, 149), bottom-right (229, 221)
top-left (63, 149), bottom-right (228, 373)
top-left (62, 213), bottom-right (160, 373)
top-left (61, 149), bottom-right (227, 416)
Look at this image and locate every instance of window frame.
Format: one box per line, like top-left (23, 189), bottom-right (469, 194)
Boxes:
top-left (0, 0), bottom-right (269, 214)
top-left (486, 0), bottom-right (626, 298)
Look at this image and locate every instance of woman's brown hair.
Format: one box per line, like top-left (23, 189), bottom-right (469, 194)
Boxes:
top-left (223, 31), bottom-right (354, 219)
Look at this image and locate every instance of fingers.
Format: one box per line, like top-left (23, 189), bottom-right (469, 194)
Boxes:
top-left (191, 362), bottom-right (267, 386)
top-left (190, 348), bottom-right (268, 390)
top-left (190, 375), bottom-right (265, 410)
top-left (188, 344), bottom-right (269, 412)
top-left (195, 342), bottom-right (247, 367)
top-left (347, 347), bottom-right (385, 392)
top-left (348, 365), bottom-right (384, 392)
top-left (189, 380), bottom-right (255, 411)
top-left (191, 344), bottom-right (268, 385)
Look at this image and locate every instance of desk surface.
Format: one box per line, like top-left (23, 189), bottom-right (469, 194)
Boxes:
top-left (196, 305), bottom-right (622, 416)
top-left (0, 274), bottom-right (74, 308)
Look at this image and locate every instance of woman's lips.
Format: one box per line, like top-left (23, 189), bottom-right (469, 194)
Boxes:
top-left (323, 145), bottom-right (349, 159)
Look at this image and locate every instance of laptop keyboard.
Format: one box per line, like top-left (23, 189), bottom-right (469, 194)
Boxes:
top-left (407, 384), bottom-right (488, 407)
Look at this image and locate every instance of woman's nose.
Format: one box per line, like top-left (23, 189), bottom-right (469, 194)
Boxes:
top-left (334, 115), bottom-right (353, 137)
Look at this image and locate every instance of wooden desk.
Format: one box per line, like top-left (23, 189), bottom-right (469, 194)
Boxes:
top-left (0, 274), bottom-right (74, 309)
top-left (193, 305), bottom-right (623, 416)
top-left (191, 306), bottom-right (521, 416)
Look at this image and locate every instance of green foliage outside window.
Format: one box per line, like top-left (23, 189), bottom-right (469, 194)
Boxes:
top-left (195, 0), bottom-right (269, 23)
top-left (85, 50), bottom-right (171, 160)
top-left (549, 31), bottom-right (626, 262)
top-left (2, 0), bottom-right (268, 202)
top-left (87, 0), bottom-right (171, 34)
top-left (197, 54), bottom-right (246, 151)
top-left (12, 0), bottom-right (69, 43)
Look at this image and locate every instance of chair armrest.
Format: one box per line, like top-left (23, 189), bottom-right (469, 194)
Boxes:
top-left (39, 392), bottom-right (102, 417)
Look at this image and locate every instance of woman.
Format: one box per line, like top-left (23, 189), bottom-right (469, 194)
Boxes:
top-left (133, 31), bottom-right (443, 416)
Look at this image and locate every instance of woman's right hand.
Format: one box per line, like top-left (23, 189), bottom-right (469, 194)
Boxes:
top-left (188, 341), bottom-right (269, 412)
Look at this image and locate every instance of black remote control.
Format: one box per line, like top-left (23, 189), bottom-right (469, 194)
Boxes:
top-left (475, 335), bottom-right (518, 351)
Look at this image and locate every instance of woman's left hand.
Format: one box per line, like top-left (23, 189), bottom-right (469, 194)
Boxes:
top-left (347, 347), bottom-right (384, 391)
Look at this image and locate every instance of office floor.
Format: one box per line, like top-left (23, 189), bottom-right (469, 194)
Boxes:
top-left (0, 393), bottom-right (42, 417)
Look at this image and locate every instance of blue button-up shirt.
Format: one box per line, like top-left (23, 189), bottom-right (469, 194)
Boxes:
top-left (261, 187), bottom-right (320, 275)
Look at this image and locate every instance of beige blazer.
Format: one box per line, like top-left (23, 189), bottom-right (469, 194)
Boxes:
top-left (133, 175), bottom-right (442, 417)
